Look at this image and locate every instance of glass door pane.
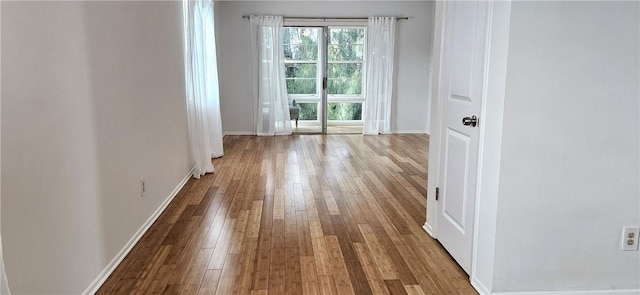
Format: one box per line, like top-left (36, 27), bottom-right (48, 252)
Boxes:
top-left (283, 27), bottom-right (323, 134)
top-left (326, 27), bottom-right (365, 134)
top-left (283, 26), bottom-right (366, 134)
top-left (327, 102), bottom-right (362, 121)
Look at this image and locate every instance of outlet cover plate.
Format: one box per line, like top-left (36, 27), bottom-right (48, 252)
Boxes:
top-left (622, 226), bottom-right (639, 251)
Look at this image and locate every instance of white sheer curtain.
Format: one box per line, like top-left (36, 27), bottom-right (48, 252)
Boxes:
top-left (0, 235), bottom-right (9, 295)
top-left (363, 17), bottom-right (396, 135)
top-left (183, 0), bottom-right (224, 179)
top-left (250, 16), bottom-right (292, 136)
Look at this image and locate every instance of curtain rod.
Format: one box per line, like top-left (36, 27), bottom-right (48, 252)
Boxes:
top-left (242, 15), bottom-right (409, 21)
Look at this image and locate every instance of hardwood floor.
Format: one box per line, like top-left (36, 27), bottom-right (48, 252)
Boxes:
top-left (97, 134), bottom-right (477, 295)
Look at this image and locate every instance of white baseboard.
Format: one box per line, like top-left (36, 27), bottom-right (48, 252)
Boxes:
top-left (223, 131), bottom-right (426, 136)
top-left (422, 222), bottom-right (435, 238)
top-left (392, 130), bottom-right (428, 134)
top-left (492, 290), bottom-right (640, 295)
top-left (223, 131), bottom-right (256, 136)
top-left (471, 277), bottom-right (639, 295)
top-left (471, 277), bottom-right (491, 295)
top-left (82, 167), bottom-right (195, 295)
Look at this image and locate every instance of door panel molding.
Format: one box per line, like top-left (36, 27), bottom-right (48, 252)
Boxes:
top-left (442, 127), bottom-right (471, 234)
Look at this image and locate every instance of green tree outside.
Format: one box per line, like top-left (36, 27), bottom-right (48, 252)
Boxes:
top-left (284, 27), bottom-right (365, 121)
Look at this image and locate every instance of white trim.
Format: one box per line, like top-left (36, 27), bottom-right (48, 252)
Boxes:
top-left (471, 277), bottom-right (491, 295)
top-left (82, 166), bottom-right (195, 295)
top-left (223, 131), bottom-right (257, 136)
top-left (423, 220), bottom-right (436, 238)
top-left (222, 130), bottom-right (425, 135)
top-left (296, 120), bottom-right (321, 127)
top-left (422, 223), bottom-right (435, 238)
top-left (472, 275), bottom-right (639, 295)
top-left (391, 130), bottom-right (427, 134)
top-left (327, 96), bottom-right (365, 102)
top-left (297, 120), bottom-right (363, 127)
top-left (425, 0), bottom-right (447, 241)
top-left (470, 0), bottom-right (497, 286)
top-left (289, 95), bottom-right (321, 102)
top-left (327, 60), bottom-right (364, 64)
top-left (492, 290), bottom-right (640, 295)
top-left (470, 1), bottom-right (511, 292)
top-left (328, 120), bottom-right (363, 126)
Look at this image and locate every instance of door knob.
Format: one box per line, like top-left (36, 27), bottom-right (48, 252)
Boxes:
top-left (462, 115), bottom-right (478, 127)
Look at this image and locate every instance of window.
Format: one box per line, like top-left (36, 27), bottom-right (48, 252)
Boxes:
top-left (328, 102), bottom-right (362, 121)
top-left (327, 28), bottom-right (365, 97)
top-left (283, 27), bottom-right (321, 97)
top-left (283, 26), bottom-right (366, 124)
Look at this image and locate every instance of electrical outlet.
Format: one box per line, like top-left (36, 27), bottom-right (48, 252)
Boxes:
top-left (140, 178), bottom-right (146, 197)
top-left (622, 226), bottom-right (639, 251)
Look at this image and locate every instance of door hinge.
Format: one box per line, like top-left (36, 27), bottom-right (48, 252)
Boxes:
top-left (435, 187), bottom-right (439, 201)
top-left (322, 77), bottom-right (327, 90)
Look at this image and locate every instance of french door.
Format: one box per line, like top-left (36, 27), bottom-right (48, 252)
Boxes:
top-left (283, 26), bottom-right (366, 134)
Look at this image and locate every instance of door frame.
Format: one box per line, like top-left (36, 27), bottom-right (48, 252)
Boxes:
top-left (424, 1), bottom-right (512, 294)
top-left (284, 22), bottom-right (367, 134)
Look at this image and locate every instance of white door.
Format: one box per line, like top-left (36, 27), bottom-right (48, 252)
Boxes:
top-left (437, 1), bottom-right (488, 274)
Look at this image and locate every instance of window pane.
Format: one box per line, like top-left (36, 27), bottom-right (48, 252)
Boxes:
top-left (328, 79), bottom-right (362, 95)
top-left (286, 78), bottom-right (316, 95)
top-left (328, 63), bottom-right (362, 79)
top-left (328, 44), bottom-right (364, 61)
top-left (328, 28), bottom-right (365, 45)
top-left (284, 28), bottom-right (321, 45)
top-left (284, 27), bottom-right (320, 61)
top-left (327, 103), bottom-right (362, 121)
top-left (284, 44), bottom-right (318, 61)
top-left (328, 63), bottom-right (362, 95)
top-left (285, 63), bottom-right (317, 79)
top-left (296, 103), bottom-right (318, 120)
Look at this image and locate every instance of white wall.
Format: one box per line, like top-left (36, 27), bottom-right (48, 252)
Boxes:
top-left (1, 2), bottom-right (192, 293)
top-left (492, 1), bottom-right (640, 292)
top-left (215, 1), bottom-right (433, 134)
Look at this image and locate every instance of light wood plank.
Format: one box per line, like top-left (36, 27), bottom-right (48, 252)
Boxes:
top-left (358, 224), bottom-right (399, 280)
top-left (324, 236), bottom-right (355, 295)
top-left (300, 256), bottom-right (320, 295)
top-left (96, 135), bottom-right (477, 295)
